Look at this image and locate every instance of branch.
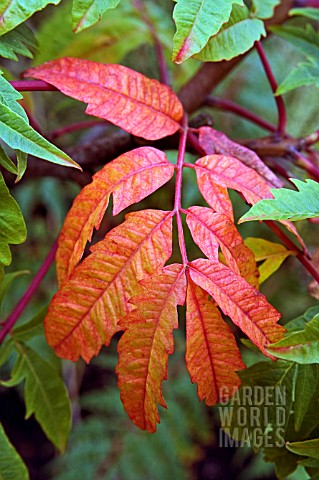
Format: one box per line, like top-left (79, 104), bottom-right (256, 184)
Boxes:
top-left (204, 96), bottom-right (277, 133)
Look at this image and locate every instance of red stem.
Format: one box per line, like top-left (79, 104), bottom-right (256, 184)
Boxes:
top-left (266, 221), bottom-right (319, 283)
top-left (174, 115), bottom-right (189, 265)
top-left (0, 241), bottom-right (58, 344)
top-left (255, 41), bottom-right (287, 136)
top-left (10, 80), bottom-right (57, 92)
top-left (290, 149), bottom-right (319, 182)
top-left (204, 96), bottom-right (277, 133)
top-left (133, 0), bottom-right (169, 85)
top-left (50, 120), bottom-right (105, 140)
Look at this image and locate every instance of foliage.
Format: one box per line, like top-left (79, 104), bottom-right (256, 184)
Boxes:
top-left (0, 1), bottom-right (319, 479)
top-left (240, 179), bottom-right (319, 222)
top-left (222, 306), bottom-right (319, 480)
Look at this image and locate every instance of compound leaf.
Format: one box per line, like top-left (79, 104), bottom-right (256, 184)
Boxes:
top-left (186, 206), bottom-right (257, 279)
top-left (172, 0), bottom-right (243, 63)
top-left (198, 126), bottom-right (282, 187)
top-left (0, 422), bottom-right (29, 480)
top-left (0, 144), bottom-right (17, 175)
top-left (72, 0), bottom-right (121, 33)
top-left (0, 172), bottom-right (26, 268)
top-left (0, 101), bottom-right (79, 170)
top-left (271, 25), bottom-right (319, 64)
top-left (267, 314), bottom-right (319, 363)
top-left (250, 0), bottom-right (281, 19)
top-left (294, 364), bottom-right (319, 431)
top-left (290, 8), bottom-right (319, 21)
top-left (45, 210), bottom-right (173, 363)
top-left (195, 154), bottom-right (273, 206)
top-left (240, 179), bottom-right (319, 222)
top-left (0, 24), bottom-right (37, 61)
top-left (56, 147), bottom-right (174, 285)
top-left (0, 0), bottom-right (61, 35)
top-left (188, 258), bottom-right (284, 357)
top-left (286, 439), bottom-right (319, 459)
top-left (194, 4), bottom-right (265, 62)
top-left (117, 264), bottom-right (186, 432)
top-left (25, 58), bottom-right (183, 140)
top-left (186, 278), bottom-right (245, 405)
top-left (1, 342), bottom-right (71, 452)
top-left (276, 62), bottom-right (319, 95)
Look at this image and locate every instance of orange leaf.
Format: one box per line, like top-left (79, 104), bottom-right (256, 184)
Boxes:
top-left (186, 278), bottom-right (245, 405)
top-left (195, 154), bottom-right (273, 206)
top-left (117, 264), bottom-right (186, 432)
top-left (56, 147), bottom-right (174, 285)
top-left (195, 171), bottom-right (234, 220)
top-left (45, 210), bottom-right (173, 362)
top-left (198, 126), bottom-right (282, 188)
top-left (24, 58), bottom-right (183, 140)
top-left (186, 206), bottom-right (259, 286)
top-left (188, 258), bottom-right (285, 357)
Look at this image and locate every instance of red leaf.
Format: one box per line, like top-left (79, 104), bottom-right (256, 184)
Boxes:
top-left (56, 147), bottom-right (174, 285)
top-left (198, 126), bottom-right (283, 188)
top-left (24, 58), bottom-right (183, 140)
top-left (195, 154), bottom-right (273, 206)
top-left (186, 206), bottom-right (259, 286)
top-left (188, 258), bottom-right (285, 357)
top-left (195, 173), bottom-right (234, 221)
top-left (117, 264), bottom-right (186, 432)
top-left (186, 206), bottom-right (243, 274)
top-left (45, 210), bottom-right (173, 363)
top-left (186, 278), bottom-right (246, 405)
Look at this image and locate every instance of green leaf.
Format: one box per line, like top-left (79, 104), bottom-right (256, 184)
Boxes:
top-left (0, 0), bottom-right (61, 35)
top-left (0, 270), bottom-right (29, 314)
top-left (290, 8), bottom-right (319, 21)
top-left (0, 24), bottom-right (37, 61)
top-left (0, 422), bottom-right (29, 480)
top-left (285, 305), bottom-right (319, 332)
top-left (244, 237), bottom-right (296, 283)
top-left (271, 25), bottom-right (319, 63)
top-left (276, 62), bottom-right (319, 95)
top-left (267, 314), bottom-right (319, 363)
top-left (12, 306), bottom-right (47, 342)
top-left (250, 0), bottom-right (280, 19)
top-left (194, 4), bottom-right (265, 62)
top-left (239, 179), bottom-right (319, 222)
top-left (1, 341), bottom-right (71, 451)
top-left (72, 0), bottom-right (121, 33)
top-left (300, 458), bottom-right (319, 468)
top-left (0, 338), bottom-right (14, 367)
top-left (294, 365), bottom-right (319, 431)
top-left (0, 72), bottom-right (80, 170)
top-left (172, 0), bottom-right (243, 63)
top-left (33, 1), bottom-right (150, 65)
top-left (0, 100), bottom-right (81, 170)
top-left (16, 150), bottom-right (27, 182)
top-left (220, 360), bottom-right (296, 449)
top-left (0, 171), bottom-right (26, 266)
top-left (263, 447), bottom-right (301, 480)
top-left (286, 439), bottom-right (319, 459)
top-left (0, 71), bottom-right (28, 120)
top-left (0, 144), bottom-right (17, 174)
